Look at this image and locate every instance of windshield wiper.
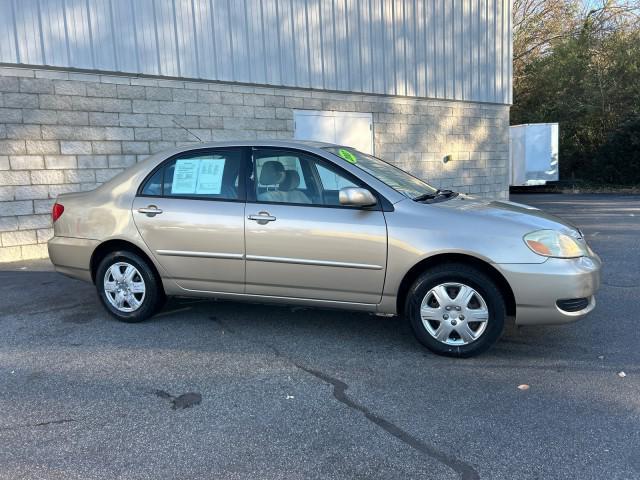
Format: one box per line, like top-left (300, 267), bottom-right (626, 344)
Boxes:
top-left (413, 189), bottom-right (457, 202)
top-left (413, 192), bottom-right (438, 201)
top-left (436, 189), bottom-right (457, 197)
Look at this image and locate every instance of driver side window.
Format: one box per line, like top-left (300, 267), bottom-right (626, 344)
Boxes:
top-left (253, 149), bottom-right (358, 206)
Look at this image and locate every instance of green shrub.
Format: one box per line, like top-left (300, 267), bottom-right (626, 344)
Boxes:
top-left (591, 116), bottom-right (640, 185)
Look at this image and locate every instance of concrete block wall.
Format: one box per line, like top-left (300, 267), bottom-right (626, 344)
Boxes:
top-left (0, 65), bottom-right (509, 262)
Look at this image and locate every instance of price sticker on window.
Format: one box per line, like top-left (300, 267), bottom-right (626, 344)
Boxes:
top-left (172, 157), bottom-right (226, 195)
top-left (338, 148), bottom-right (357, 164)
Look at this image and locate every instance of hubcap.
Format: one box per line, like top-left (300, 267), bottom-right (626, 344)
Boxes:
top-left (420, 282), bottom-right (489, 346)
top-left (103, 262), bottom-right (146, 313)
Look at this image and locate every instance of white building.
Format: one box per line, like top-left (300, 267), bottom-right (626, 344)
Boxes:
top-left (0, 0), bottom-right (511, 261)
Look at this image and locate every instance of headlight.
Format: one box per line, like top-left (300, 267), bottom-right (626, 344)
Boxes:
top-left (523, 229), bottom-right (588, 258)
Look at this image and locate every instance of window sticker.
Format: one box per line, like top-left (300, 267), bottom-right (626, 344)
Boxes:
top-left (195, 158), bottom-right (225, 194)
top-left (338, 148), bottom-right (357, 164)
top-left (172, 157), bottom-right (226, 195)
top-left (172, 159), bottom-right (199, 194)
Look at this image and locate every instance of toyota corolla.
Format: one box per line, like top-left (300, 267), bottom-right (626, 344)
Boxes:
top-left (48, 140), bottom-right (601, 357)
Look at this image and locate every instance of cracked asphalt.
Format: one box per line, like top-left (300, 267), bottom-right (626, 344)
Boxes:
top-left (1, 193), bottom-right (639, 480)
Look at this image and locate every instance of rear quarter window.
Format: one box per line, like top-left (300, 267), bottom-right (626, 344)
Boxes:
top-left (141, 169), bottom-right (162, 196)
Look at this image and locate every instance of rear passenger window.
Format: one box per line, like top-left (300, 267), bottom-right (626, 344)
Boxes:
top-left (140, 149), bottom-right (243, 200)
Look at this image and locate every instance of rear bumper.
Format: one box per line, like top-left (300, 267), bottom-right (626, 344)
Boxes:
top-left (496, 255), bottom-right (601, 325)
top-left (48, 236), bottom-right (99, 283)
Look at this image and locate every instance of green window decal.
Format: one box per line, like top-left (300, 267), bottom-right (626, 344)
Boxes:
top-left (338, 148), bottom-right (357, 164)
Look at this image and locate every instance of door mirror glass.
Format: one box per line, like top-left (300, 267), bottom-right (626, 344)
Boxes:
top-left (339, 187), bottom-right (377, 207)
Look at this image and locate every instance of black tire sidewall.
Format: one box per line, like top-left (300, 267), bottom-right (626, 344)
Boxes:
top-left (406, 264), bottom-right (506, 358)
top-left (95, 250), bottom-right (161, 323)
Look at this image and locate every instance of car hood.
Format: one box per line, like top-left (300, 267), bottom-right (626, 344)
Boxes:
top-left (431, 195), bottom-right (580, 235)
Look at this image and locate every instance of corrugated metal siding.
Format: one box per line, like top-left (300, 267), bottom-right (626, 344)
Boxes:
top-left (0, 0), bottom-right (512, 103)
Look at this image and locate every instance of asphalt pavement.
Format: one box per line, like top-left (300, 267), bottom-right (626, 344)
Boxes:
top-left (1, 193), bottom-right (639, 479)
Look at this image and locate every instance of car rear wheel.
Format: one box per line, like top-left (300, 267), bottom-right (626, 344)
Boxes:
top-left (95, 250), bottom-right (164, 323)
top-left (406, 263), bottom-right (505, 357)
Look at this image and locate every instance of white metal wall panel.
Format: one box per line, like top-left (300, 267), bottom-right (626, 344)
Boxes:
top-left (192, 0), bottom-right (214, 80)
top-left (87, 0), bottom-right (114, 71)
top-left (211, 0), bottom-right (231, 81)
top-left (0, 0), bottom-right (512, 104)
top-left (382, 0), bottom-right (394, 95)
top-left (14, 0), bottom-right (43, 65)
top-left (369, 0), bottom-right (383, 95)
top-left (132, 0), bottom-right (158, 75)
top-left (0, 1), bottom-right (17, 63)
top-left (333, 0), bottom-right (348, 92)
top-left (111, 0), bottom-right (138, 73)
top-left (262, 0), bottom-right (281, 85)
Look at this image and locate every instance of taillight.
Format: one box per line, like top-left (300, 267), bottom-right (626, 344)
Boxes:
top-left (52, 203), bottom-right (64, 222)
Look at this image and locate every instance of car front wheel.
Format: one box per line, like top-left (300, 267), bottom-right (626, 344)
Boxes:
top-left (406, 263), bottom-right (506, 357)
top-left (95, 250), bottom-right (164, 323)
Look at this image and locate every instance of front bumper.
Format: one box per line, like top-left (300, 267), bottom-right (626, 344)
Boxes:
top-left (496, 255), bottom-right (601, 325)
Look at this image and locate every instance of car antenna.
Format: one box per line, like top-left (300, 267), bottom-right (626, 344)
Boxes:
top-left (172, 117), bottom-right (203, 142)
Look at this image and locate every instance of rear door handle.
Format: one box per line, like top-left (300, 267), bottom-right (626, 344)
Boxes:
top-left (137, 205), bottom-right (163, 216)
top-left (248, 212), bottom-right (276, 223)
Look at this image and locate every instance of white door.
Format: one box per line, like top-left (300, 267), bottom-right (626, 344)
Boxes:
top-left (294, 110), bottom-right (373, 154)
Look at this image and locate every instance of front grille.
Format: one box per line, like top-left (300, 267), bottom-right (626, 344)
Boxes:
top-left (556, 297), bottom-right (590, 312)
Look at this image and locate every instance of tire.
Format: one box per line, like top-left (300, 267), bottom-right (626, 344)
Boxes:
top-left (405, 263), bottom-right (505, 358)
top-left (95, 250), bottom-right (164, 323)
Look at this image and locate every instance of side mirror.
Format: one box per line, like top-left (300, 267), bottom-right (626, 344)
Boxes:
top-left (339, 187), bottom-right (377, 207)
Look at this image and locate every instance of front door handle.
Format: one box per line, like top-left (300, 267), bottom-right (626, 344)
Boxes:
top-left (137, 205), bottom-right (163, 216)
top-left (248, 212), bottom-right (276, 224)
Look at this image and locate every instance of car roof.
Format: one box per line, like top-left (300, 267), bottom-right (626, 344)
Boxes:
top-left (168, 139), bottom-right (341, 151)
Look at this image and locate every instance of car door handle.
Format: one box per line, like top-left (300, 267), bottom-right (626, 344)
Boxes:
top-left (137, 206), bottom-right (163, 216)
top-left (248, 212), bottom-right (276, 223)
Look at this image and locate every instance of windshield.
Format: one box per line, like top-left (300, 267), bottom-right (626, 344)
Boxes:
top-left (323, 147), bottom-right (438, 199)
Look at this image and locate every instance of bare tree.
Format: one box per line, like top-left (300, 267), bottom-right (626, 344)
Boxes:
top-left (581, 0), bottom-right (640, 34)
top-left (513, 0), bottom-right (640, 79)
top-left (512, 0), bottom-right (580, 79)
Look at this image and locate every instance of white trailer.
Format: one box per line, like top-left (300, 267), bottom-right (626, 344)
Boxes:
top-left (509, 123), bottom-right (559, 186)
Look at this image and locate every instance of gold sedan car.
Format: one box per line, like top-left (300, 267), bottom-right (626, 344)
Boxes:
top-left (48, 141), bottom-right (601, 357)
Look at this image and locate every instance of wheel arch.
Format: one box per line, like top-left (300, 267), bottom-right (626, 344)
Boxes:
top-left (90, 239), bottom-right (163, 289)
top-left (396, 253), bottom-right (516, 317)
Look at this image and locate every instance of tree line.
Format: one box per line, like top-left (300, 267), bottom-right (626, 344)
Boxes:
top-left (512, 0), bottom-right (640, 185)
